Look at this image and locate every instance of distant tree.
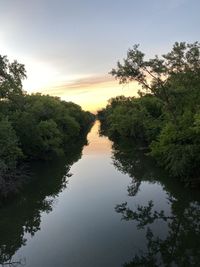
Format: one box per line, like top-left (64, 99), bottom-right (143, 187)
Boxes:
top-left (0, 55), bottom-right (26, 99)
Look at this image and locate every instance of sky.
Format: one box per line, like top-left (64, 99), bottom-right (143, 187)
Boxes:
top-left (0, 0), bottom-right (199, 112)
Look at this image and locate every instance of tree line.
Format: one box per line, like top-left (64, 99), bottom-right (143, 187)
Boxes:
top-left (0, 55), bottom-right (95, 197)
top-left (98, 42), bottom-right (200, 187)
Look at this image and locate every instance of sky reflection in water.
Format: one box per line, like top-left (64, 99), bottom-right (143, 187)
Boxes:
top-left (0, 121), bottom-right (199, 267)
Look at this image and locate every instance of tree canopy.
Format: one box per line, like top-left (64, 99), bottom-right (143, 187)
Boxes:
top-left (0, 55), bottom-right (26, 99)
top-left (99, 41), bottom-right (200, 187)
top-left (0, 55), bottom-right (95, 197)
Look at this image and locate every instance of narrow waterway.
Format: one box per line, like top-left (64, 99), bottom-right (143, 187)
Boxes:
top-left (1, 121), bottom-right (200, 267)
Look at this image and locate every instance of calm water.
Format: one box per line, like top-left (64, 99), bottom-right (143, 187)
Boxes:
top-left (0, 121), bottom-right (200, 266)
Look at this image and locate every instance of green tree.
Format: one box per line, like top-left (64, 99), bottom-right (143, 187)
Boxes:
top-left (0, 117), bottom-right (23, 196)
top-left (0, 117), bottom-right (23, 170)
top-left (36, 119), bottom-right (63, 159)
top-left (110, 42), bottom-right (200, 123)
top-left (0, 54), bottom-right (95, 197)
top-left (0, 55), bottom-right (26, 100)
top-left (99, 42), bottom-right (200, 185)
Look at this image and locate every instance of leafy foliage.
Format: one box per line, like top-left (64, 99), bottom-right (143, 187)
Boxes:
top-left (0, 55), bottom-right (95, 196)
top-left (99, 95), bottom-right (163, 145)
top-left (99, 41), bottom-right (200, 186)
top-left (0, 55), bottom-right (26, 99)
top-left (0, 116), bottom-right (24, 196)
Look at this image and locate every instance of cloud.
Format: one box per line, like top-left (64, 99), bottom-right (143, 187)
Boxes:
top-left (30, 74), bottom-right (139, 112)
top-left (40, 74), bottom-right (118, 96)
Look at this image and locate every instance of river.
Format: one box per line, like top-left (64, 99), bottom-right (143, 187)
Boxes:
top-left (0, 121), bottom-right (200, 266)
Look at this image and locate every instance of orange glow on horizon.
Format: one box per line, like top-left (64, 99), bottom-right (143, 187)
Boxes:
top-left (25, 75), bottom-right (140, 113)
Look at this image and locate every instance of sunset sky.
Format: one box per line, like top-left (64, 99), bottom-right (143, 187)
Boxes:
top-left (0, 0), bottom-right (199, 112)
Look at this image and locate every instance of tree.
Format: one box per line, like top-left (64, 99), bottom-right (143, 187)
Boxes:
top-left (110, 42), bottom-right (200, 93)
top-left (36, 119), bottom-right (63, 159)
top-left (0, 55), bottom-right (26, 100)
top-left (0, 116), bottom-right (23, 196)
top-left (110, 42), bottom-right (200, 123)
top-left (0, 116), bottom-right (23, 170)
top-left (0, 54), bottom-right (95, 197)
top-left (100, 42), bottom-right (200, 185)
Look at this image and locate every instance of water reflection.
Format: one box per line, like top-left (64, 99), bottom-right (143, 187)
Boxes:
top-left (112, 139), bottom-right (200, 267)
top-left (0, 137), bottom-right (88, 266)
top-left (83, 120), bottom-right (111, 155)
top-left (0, 122), bottom-right (199, 267)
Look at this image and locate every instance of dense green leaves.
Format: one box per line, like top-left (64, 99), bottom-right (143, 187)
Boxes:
top-left (99, 41), bottom-right (200, 186)
top-left (0, 55), bottom-right (26, 99)
top-left (0, 116), bottom-right (24, 196)
top-left (0, 117), bottom-right (22, 171)
top-left (1, 93), bottom-right (94, 161)
top-left (0, 55), bottom-right (95, 196)
top-left (99, 95), bottom-right (163, 145)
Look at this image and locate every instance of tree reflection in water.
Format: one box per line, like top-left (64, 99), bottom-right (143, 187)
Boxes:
top-left (0, 137), bottom-right (88, 266)
top-left (112, 139), bottom-right (200, 267)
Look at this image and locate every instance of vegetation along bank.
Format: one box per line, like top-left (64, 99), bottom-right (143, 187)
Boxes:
top-left (0, 55), bottom-right (95, 197)
top-left (98, 42), bottom-right (200, 187)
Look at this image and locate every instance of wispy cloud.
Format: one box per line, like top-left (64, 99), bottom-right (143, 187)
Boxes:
top-left (35, 74), bottom-right (139, 112)
top-left (40, 74), bottom-right (117, 96)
